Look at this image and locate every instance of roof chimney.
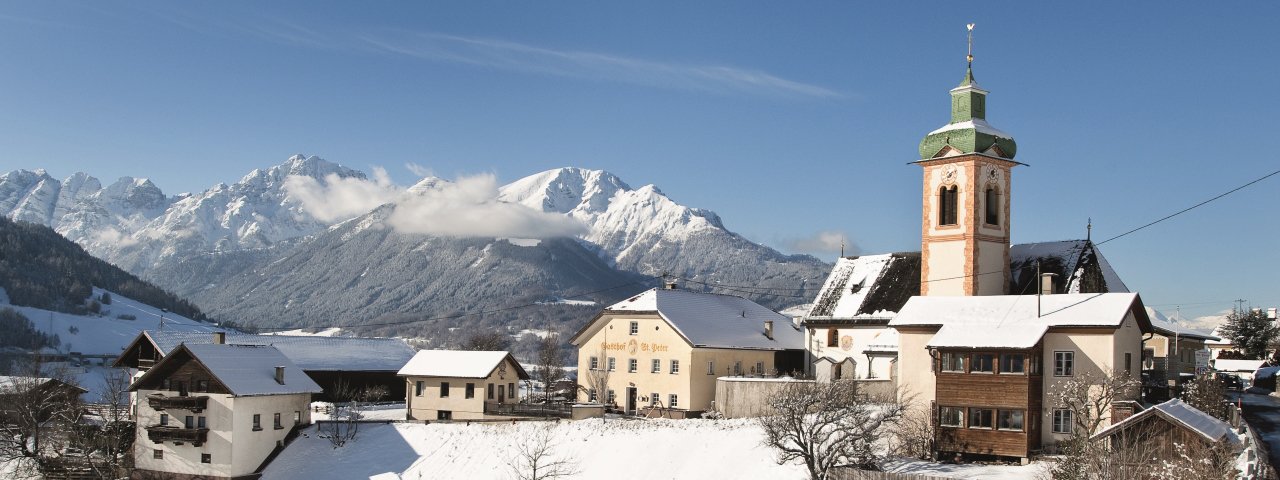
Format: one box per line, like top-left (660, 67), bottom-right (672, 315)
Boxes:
top-left (1038, 273), bottom-right (1058, 296)
top-left (274, 366), bottom-right (285, 385)
top-left (764, 321), bottom-right (774, 340)
top-left (213, 332), bottom-right (226, 344)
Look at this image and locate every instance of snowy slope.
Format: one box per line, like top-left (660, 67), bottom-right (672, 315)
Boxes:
top-left (264, 419), bottom-right (1047, 480)
top-left (1, 287), bottom-right (217, 356)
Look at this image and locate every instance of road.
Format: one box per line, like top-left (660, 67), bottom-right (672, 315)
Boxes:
top-left (1228, 389), bottom-right (1280, 475)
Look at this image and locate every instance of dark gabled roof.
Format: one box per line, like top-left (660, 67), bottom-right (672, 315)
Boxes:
top-left (804, 240), bottom-right (1126, 322)
top-left (115, 330), bottom-right (415, 372)
top-left (571, 288), bottom-right (804, 351)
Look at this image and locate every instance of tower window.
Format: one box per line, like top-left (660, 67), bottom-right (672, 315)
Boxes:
top-left (939, 186), bottom-right (958, 226)
top-left (985, 187), bottom-right (1000, 226)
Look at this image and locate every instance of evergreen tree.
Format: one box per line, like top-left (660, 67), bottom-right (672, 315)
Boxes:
top-left (1219, 307), bottom-right (1278, 360)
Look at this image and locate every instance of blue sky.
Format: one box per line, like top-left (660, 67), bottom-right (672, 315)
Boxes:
top-left (1, 2), bottom-right (1276, 318)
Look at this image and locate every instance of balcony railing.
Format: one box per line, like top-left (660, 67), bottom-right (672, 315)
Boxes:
top-left (146, 394), bottom-right (208, 413)
top-left (145, 426), bottom-right (208, 446)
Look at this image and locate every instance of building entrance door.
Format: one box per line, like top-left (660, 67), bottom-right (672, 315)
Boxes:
top-left (626, 387), bottom-right (637, 414)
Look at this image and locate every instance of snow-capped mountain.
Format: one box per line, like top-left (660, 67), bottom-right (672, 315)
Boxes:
top-left (2, 158), bottom-right (829, 330)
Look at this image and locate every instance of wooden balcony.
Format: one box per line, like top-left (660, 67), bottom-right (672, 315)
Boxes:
top-left (146, 394), bottom-right (208, 413)
top-left (145, 426), bottom-right (208, 446)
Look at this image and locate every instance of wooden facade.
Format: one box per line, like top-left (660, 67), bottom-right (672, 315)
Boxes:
top-left (934, 346), bottom-right (1043, 459)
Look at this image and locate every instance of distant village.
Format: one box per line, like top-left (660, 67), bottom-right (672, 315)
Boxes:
top-left (4, 47), bottom-right (1279, 480)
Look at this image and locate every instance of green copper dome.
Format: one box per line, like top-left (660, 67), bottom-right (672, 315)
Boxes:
top-left (918, 67), bottom-right (1017, 160)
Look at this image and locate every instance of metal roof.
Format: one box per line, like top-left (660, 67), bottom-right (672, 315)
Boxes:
top-left (143, 330), bottom-right (415, 372)
top-left (584, 288), bottom-right (804, 351)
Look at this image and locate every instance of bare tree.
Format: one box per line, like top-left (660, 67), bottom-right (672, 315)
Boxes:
top-left (1053, 369), bottom-right (1140, 439)
top-left (1049, 368), bottom-right (1145, 480)
top-left (534, 334), bottom-right (565, 403)
top-left (320, 379), bottom-right (388, 448)
top-left (579, 342), bottom-right (610, 406)
top-left (0, 360), bottom-right (83, 477)
top-left (758, 379), bottom-right (905, 480)
top-left (1181, 373), bottom-right (1228, 421)
top-left (505, 423), bottom-right (579, 480)
top-left (61, 368), bottom-right (136, 479)
top-left (463, 330), bottom-right (512, 351)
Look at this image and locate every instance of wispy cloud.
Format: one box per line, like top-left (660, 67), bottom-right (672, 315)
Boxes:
top-left (357, 31), bottom-right (844, 99)
top-left (284, 169), bottom-right (585, 238)
top-left (404, 162), bottom-right (433, 178)
top-left (784, 230), bottom-right (856, 257)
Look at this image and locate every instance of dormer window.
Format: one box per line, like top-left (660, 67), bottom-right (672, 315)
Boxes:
top-left (939, 186), bottom-right (958, 226)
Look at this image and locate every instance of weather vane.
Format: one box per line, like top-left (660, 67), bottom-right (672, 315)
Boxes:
top-left (966, 23), bottom-right (975, 67)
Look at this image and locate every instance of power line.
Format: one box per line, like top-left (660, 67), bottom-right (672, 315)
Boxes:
top-left (1097, 168), bottom-right (1280, 245)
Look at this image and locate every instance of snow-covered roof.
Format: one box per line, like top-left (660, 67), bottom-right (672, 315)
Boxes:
top-left (576, 288), bottom-right (803, 351)
top-left (803, 241), bottom-right (1127, 325)
top-left (1206, 326), bottom-right (1232, 346)
top-left (0, 376), bottom-right (87, 394)
top-left (397, 350), bottom-right (528, 379)
top-left (805, 253), bottom-right (919, 321)
top-left (927, 118), bottom-right (1013, 139)
top-left (140, 330), bottom-right (415, 372)
top-left (132, 344), bottom-right (322, 396)
top-left (889, 293), bottom-right (1149, 349)
top-left (1213, 359), bottom-right (1264, 373)
top-left (1145, 308), bottom-right (1219, 341)
top-left (1092, 399), bottom-right (1238, 444)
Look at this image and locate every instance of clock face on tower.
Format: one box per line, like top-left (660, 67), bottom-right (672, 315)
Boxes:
top-left (942, 165), bottom-right (958, 184)
top-left (984, 165), bottom-right (1001, 184)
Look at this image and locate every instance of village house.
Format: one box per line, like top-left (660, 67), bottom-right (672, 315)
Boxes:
top-left (1091, 398), bottom-right (1241, 467)
top-left (130, 343), bottom-right (321, 480)
top-left (397, 350), bottom-right (528, 421)
top-left (1142, 308), bottom-right (1219, 401)
top-left (570, 285), bottom-right (804, 418)
top-left (115, 330), bottom-right (415, 401)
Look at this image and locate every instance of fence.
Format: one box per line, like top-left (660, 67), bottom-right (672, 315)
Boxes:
top-left (830, 468), bottom-right (954, 480)
top-left (483, 402), bottom-right (573, 418)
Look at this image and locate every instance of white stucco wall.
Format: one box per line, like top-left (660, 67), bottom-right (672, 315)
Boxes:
top-left (804, 325), bottom-right (895, 380)
top-left (1039, 313), bottom-right (1141, 448)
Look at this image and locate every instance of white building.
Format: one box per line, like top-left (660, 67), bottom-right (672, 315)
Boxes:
top-left (129, 343), bottom-right (321, 479)
top-left (398, 350), bottom-right (529, 421)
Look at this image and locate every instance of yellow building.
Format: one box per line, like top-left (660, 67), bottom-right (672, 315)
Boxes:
top-left (398, 350), bottom-right (529, 421)
top-left (570, 286), bottom-right (805, 417)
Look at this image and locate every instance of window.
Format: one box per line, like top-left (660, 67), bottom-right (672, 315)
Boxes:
top-left (939, 185), bottom-right (958, 226)
top-left (589, 356), bottom-right (599, 370)
top-left (985, 187), bottom-right (999, 226)
top-left (998, 410), bottom-right (1024, 431)
top-left (197, 416), bottom-right (206, 429)
top-left (827, 328), bottom-right (838, 347)
top-left (415, 381), bottom-right (424, 397)
top-left (440, 382), bottom-right (450, 398)
top-left (670, 359), bottom-right (680, 374)
top-left (159, 414), bottom-right (168, 426)
top-left (669, 394), bottom-right (678, 409)
top-left (185, 416), bottom-right (194, 429)
top-left (707, 361), bottom-right (715, 375)
top-left (1125, 353), bottom-right (1132, 376)
top-left (252, 414), bottom-right (262, 431)
top-left (734, 361), bottom-right (742, 376)
top-left (1054, 351), bottom-right (1075, 376)
top-left (972, 354), bottom-right (995, 373)
top-left (652, 359), bottom-right (661, 373)
top-left (437, 410), bottom-right (452, 421)
top-left (498, 384), bottom-right (505, 402)
top-left (195, 379), bottom-right (209, 392)
top-left (651, 392), bottom-right (659, 406)
top-left (941, 352), bottom-right (966, 372)
top-left (607, 357), bottom-right (616, 372)
top-left (201, 453), bottom-right (211, 464)
top-left (509, 383), bottom-right (515, 400)
top-left (294, 411), bottom-right (301, 425)
top-left (968, 408), bottom-right (994, 429)
top-left (1029, 354), bottom-right (1041, 375)
top-left (629, 321), bottom-right (639, 335)
top-left (274, 413), bottom-right (282, 430)
top-left (1052, 409), bottom-right (1074, 434)
top-left (628, 358), bottom-right (638, 373)
top-left (939, 406), bottom-right (964, 427)
top-left (607, 389), bottom-right (616, 405)
top-left (1143, 348), bottom-right (1155, 370)
top-left (1000, 354), bottom-right (1025, 374)
top-left (487, 383), bottom-right (495, 400)
top-left (756, 361), bottom-right (765, 375)
top-left (588, 389), bottom-right (598, 402)
top-left (153, 449), bottom-right (163, 460)
top-left (466, 383), bottom-right (475, 399)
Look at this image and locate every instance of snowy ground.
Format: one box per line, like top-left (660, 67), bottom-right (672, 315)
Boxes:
top-left (312, 403), bottom-right (408, 422)
top-left (4, 287), bottom-right (218, 356)
top-left (264, 417), bottom-right (1047, 480)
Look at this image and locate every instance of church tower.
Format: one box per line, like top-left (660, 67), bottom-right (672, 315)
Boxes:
top-left (917, 29), bottom-right (1021, 296)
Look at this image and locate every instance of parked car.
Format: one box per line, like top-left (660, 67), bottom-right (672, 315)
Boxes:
top-left (1216, 372), bottom-right (1245, 390)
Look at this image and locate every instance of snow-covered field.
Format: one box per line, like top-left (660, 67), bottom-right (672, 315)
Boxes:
top-left (264, 418), bottom-right (1047, 480)
top-left (3, 287), bottom-right (218, 356)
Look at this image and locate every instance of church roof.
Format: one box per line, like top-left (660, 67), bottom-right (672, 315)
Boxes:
top-left (571, 288), bottom-right (804, 351)
top-left (803, 240), bottom-right (1126, 323)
